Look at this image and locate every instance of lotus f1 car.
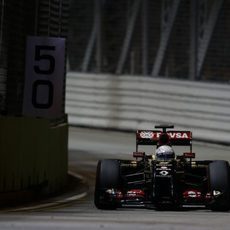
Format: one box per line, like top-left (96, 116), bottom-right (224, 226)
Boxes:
top-left (94, 125), bottom-right (230, 211)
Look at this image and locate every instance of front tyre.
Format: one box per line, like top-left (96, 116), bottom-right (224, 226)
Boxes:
top-left (94, 159), bottom-right (121, 209)
top-left (208, 160), bottom-right (230, 211)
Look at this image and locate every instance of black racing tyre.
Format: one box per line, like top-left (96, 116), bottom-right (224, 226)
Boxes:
top-left (94, 159), bottom-right (120, 209)
top-left (208, 160), bottom-right (230, 211)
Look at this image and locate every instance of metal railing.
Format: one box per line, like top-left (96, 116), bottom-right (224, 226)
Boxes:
top-left (68, 0), bottom-right (230, 82)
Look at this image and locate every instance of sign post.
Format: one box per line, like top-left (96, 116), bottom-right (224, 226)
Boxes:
top-left (23, 36), bottom-right (66, 118)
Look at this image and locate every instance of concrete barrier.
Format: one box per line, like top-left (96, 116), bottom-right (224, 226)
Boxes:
top-left (66, 72), bottom-right (230, 145)
top-left (0, 117), bottom-right (68, 197)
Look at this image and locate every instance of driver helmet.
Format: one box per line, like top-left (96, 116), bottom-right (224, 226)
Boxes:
top-left (155, 145), bottom-right (175, 161)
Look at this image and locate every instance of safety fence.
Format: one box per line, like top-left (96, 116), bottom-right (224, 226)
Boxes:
top-left (68, 0), bottom-right (230, 82)
top-left (66, 72), bottom-right (230, 145)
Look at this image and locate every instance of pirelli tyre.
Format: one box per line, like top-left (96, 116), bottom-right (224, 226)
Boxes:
top-left (94, 159), bottom-right (121, 209)
top-left (208, 160), bottom-right (230, 211)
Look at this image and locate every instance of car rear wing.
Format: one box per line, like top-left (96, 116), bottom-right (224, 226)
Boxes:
top-left (136, 130), bottom-right (192, 147)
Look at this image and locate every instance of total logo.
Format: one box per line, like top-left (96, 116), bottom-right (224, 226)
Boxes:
top-left (140, 131), bottom-right (154, 139)
top-left (188, 191), bottom-right (198, 198)
top-left (183, 190), bottom-right (202, 199)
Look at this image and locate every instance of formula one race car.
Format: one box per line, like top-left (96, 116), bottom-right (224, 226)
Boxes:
top-left (94, 125), bottom-right (230, 211)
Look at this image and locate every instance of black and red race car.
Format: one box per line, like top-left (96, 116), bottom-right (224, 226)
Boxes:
top-left (94, 125), bottom-right (230, 211)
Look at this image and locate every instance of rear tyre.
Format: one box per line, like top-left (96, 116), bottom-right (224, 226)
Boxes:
top-left (208, 160), bottom-right (230, 211)
top-left (94, 159), bottom-right (120, 209)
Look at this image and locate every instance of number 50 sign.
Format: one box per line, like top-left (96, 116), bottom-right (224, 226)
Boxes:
top-left (23, 36), bottom-right (65, 118)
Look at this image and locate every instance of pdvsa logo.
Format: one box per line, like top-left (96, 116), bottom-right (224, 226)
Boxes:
top-left (168, 132), bottom-right (189, 139)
